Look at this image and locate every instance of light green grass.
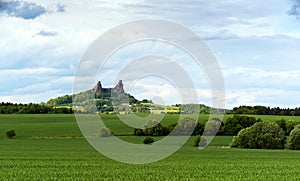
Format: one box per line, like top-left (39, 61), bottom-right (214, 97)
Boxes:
top-left (1, 114), bottom-right (300, 180)
top-left (0, 138), bottom-right (300, 180)
top-left (1, 114), bottom-right (300, 137)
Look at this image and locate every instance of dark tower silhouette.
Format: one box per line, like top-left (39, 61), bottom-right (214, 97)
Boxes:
top-left (112, 80), bottom-right (125, 94)
top-left (92, 81), bottom-right (103, 93)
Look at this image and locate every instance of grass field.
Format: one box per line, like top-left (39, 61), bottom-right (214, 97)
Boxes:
top-left (1, 114), bottom-right (300, 180)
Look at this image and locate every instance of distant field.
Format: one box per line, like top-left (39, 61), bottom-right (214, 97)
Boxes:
top-left (1, 114), bottom-right (300, 137)
top-left (1, 114), bottom-right (300, 179)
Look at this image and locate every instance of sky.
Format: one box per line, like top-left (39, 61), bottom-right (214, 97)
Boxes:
top-left (1, 0), bottom-right (300, 109)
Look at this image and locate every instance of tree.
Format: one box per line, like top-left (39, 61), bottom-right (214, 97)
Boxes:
top-left (275, 118), bottom-right (287, 134)
top-left (143, 120), bottom-right (168, 136)
top-left (133, 128), bottom-right (144, 136)
top-left (288, 124), bottom-right (300, 150)
top-left (170, 117), bottom-right (197, 136)
top-left (286, 120), bottom-right (300, 135)
top-left (143, 136), bottom-right (154, 144)
top-left (231, 122), bottom-right (285, 149)
top-left (98, 128), bottom-right (113, 137)
top-left (192, 122), bottom-right (205, 136)
top-left (6, 129), bottom-right (16, 139)
top-left (193, 135), bottom-right (207, 147)
top-left (203, 118), bottom-right (223, 136)
top-left (221, 115), bottom-right (258, 135)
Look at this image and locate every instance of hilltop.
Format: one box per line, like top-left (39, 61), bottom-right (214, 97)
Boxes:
top-left (47, 80), bottom-right (212, 114)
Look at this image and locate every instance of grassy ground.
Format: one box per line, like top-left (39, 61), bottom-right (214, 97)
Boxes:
top-left (1, 114), bottom-right (300, 180)
top-left (1, 138), bottom-right (300, 180)
top-left (1, 114), bottom-right (300, 137)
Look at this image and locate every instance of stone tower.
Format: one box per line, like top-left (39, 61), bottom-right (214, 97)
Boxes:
top-left (112, 80), bottom-right (125, 94)
top-left (92, 81), bottom-right (103, 93)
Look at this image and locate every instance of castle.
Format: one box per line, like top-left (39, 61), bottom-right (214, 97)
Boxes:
top-left (92, 80), bottom-right (125, 94)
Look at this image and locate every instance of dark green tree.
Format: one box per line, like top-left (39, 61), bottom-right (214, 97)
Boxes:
top-left (288, 125), bottom-right (300, 150)
top-left (231, 122), bottom-right (285, 149)
top-left (6, 129), bottom-right (16, 139)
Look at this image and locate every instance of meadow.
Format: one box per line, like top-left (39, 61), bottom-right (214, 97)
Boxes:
top-left (1, 114), bottom-right (300, 180)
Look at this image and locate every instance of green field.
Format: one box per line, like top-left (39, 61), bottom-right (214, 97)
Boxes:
top-left (1, 114), bottom-right (300, 180)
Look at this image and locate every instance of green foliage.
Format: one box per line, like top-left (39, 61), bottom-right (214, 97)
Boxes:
top-left (0, 102), bottom-right (73, 114)
top-left (193, 135), bottom-right (206, 147)
top-left (143, 136), bottom-right (154, 144)
top-left (275, 118), bottom-right (287, 133)
top-left (143, 120), bottom-right (169, 136)
top-left (47, 95), bottom-right (72, 106)
top-left (134, 117), bottom-right (204, 136)
top-left (203, 118), bottom-right (223, 136)
top-left (231, 105), bottom-right (300, 116)
top-left (133, 128), bottom-right (144, 136)
top-left (286, 120), bottom-right (300, 135)
top-left (98, 128), bottom-right (113, 137)
top-left (231, 122), bottom-right (285, 149)
top-left (288, 125), bottom-right (300, 150)
top-left (170, 117), bottom-right (197, 136)
top-left (6, 129), bottom-right (16, 138)
top-left (221, 115), bottom-right (260, 135)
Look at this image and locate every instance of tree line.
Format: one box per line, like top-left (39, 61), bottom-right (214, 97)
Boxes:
top-left (0, 102), bottom-right (73, 114)
top-left (229, 105), bottom-right (300, 116)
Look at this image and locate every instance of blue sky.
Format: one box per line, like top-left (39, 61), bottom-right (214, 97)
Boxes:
top-left (1, 0), bottom-right (300, 108)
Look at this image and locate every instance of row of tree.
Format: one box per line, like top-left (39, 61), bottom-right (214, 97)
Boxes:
top-left (0, 102), bottom-right (73, 114)
top-left (230, 105), bottom-right (300, 116)
top-left (132, 115), bottom-right (263, 137)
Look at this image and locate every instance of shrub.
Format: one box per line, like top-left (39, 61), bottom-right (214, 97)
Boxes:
top-left (193, 135), bottom-right (207, 147)
top-left (288, 124), bottom-right (300, 150)
top-left (275, 118), bottom-right (287, 133)
top-left (143, 120), bottom-right (169, 136)
top-left (203, 118), bottom-right (223, 136)
top-left (6, 130), bottom-right (16, 139)
top-left (143, 136), bottom-right (154, 144)
top-left (231, 122), bottom-right (285, 149)
top-left (193, 122), bottom-right (205, 136)
top-left (286, 120), bottom-right (300, 135)
top-left (171, 117), bottom-right (197, 136)
top-left (133, 128), bottom-right (144, 136)
top-left (98, 128), bottom-right (113, 137)
top-left (221, 115), bottom-right (259, 135)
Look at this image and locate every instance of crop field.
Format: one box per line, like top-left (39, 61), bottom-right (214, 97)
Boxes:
top-left (1, 114), bottom-right (300, 180)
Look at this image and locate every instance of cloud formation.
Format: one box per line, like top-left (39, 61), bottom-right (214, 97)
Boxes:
top-left (287, 0), bottom-right (300, 18)
top-left (0, 0), bottom-right (300, 108)
top-left (35, 30), bottom-right (58, 37)
top-left (0, 1), bottom-right (65, 19)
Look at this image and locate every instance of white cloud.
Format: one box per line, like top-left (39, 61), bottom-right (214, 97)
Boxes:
top-left (1, 0), bottom-right (300, 109)
top-left (0, 1), bottom-right (65, 20)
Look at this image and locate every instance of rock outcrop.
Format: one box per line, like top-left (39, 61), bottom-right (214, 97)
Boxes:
top-left (92, 80), bottom-right (125, 94)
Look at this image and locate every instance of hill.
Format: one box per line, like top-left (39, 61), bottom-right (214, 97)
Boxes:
top-left (47, 80), bottom-right (145, 113)
top-left (47, 80), bottom-right (215, 114)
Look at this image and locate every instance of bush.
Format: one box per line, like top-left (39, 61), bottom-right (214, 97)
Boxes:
top-left (231, 122), bottom-right (285, 149)
top-left (193, 122), bottom-right (205, 136)
top-left (221, 115), bottom-right (259, 135)
top-left (143, 136), bottom-right (154, 144)
top-left (170, 117), bottom-right (197, 136)
top-left (203, 118), bottom-right (223, 136)
top-left (275, 118), bottom-right (287, 133)
top-left (143, 120), bottom-right (169, 136)
top-left (6, 130), bottom-right (16, 139)
top-left (193, 135), bottom-right (207, 147)
top-left (133, 128), bottom-right (144, 136)
top-left (286, 120), bottom-right (300, 135)
top-left (288, 124), bottom-right (300, 150)
top-left (98, 128), bottom-right (113, 137)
